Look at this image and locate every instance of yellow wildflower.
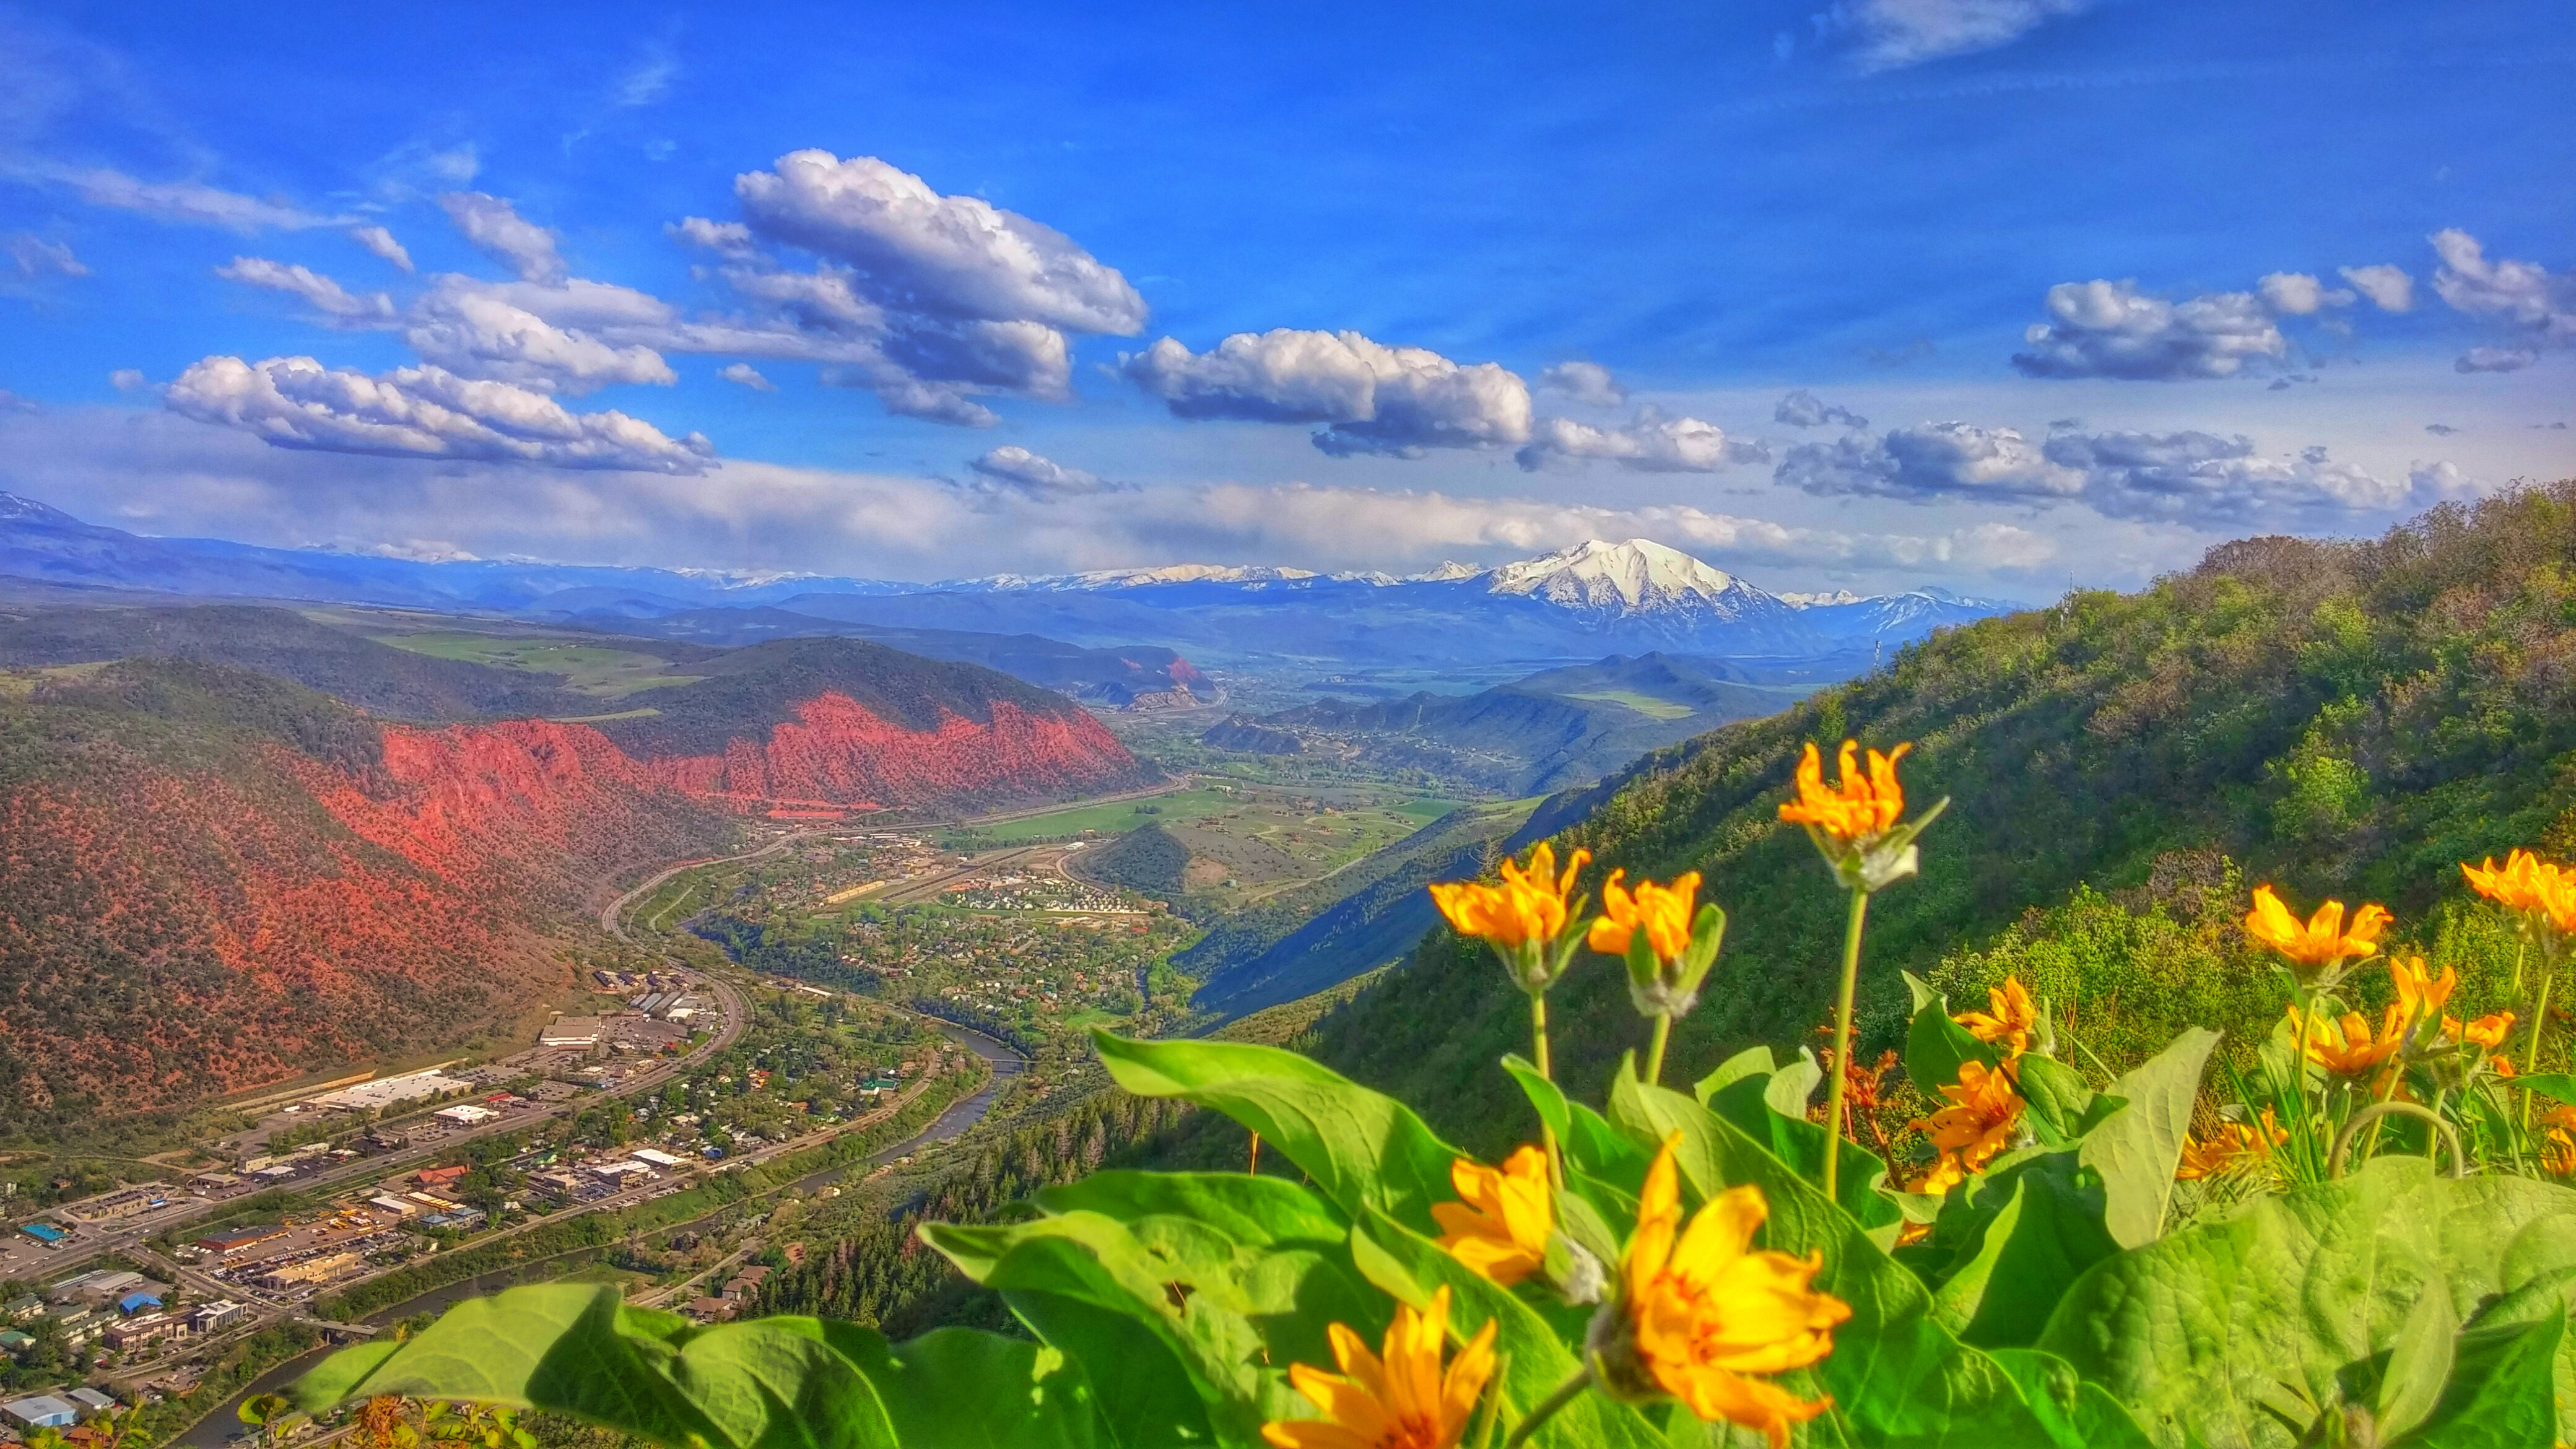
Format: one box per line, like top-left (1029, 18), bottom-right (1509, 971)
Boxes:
top-left (1593, 1135), bottom-right (1850, 1448)
top-left (2462, 848), bottom-right (2549, 913)
top-left (2540, 1107), bottom-right (2576, 1178)
top-left (2174, 1107), bottom-right (2288, 1181)
top-left (2243, 885), bottom-right (2392, 972)
top-left (1261, 1286), bottom-right (1496, 1449)
top-left (2289, 1004), bottom-right (2405, 1077)
top-left (1917, 1060), bottom-right (2024, 1180)
top-left (1589, 869), bottom-right (1701, 964)
top-left (1778, 739), bottom-right (1910, 849)
top-left (2535, 862), bottom-right (2576, 935)
top-left (2387, 954), bottom-right (2456, 1029)
top-left (1429, 842), bottom-right (1588, 954)
top-left (1430, 1147), bottom-right (1552, 1288)
top-left (2449, 1011), bottom-right (2516, 1050)
top-left (1954, 976), bottom-right (2037, 1056)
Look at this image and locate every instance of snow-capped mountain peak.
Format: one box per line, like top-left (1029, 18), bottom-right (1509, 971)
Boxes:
top-left (1484, 538), bottom-right (1754, 614)
top-left (1777, 589), bottom-right (1863, 608)
top-left (1409, 560), bottom-right (1487, 583)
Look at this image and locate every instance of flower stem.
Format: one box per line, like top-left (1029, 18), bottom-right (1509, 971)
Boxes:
top-left (1643, 1014), bottom-right (1672, 1087)
top-left (1820, 886), bottom-right (1871, 1203)
top-left (2522, 951), bottom-right (2556, 1130)
top-left (1502, 1367), bottom-right (1593, 1449)
top-left (1533, 993), bottom-right (1562, 1185)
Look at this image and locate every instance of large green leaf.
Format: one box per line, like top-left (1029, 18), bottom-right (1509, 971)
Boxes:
top-left (2012, 1056), bottom-right (2121, 1148)
top-left (2400, 1315), bottom-right (2566, 1449)
top-left (925, 1206), bottom-right (1385, 1448)
top-left (1344, 1205), bottom-right (1665, 1449)
top-left (2516, 1072), bottom-right (2576, 1109)
top-left (292, 1284), bottom-right (895, 1449)
top-left (1927, 1170), bottom-right (2120, 1348)
top-left (2035, 1155), bottom-right (2576, 1448)
top-left (1094, 1032), bottom-right (1461, 1237)
top-left (2077, 1028), bottom-right (2219, 1248)
top-left (829, 1326), bottom-right (1099, 1449)
top-left (1604, 1071), bottom-right (2130, 1447)
top-left (1505, 1052), bottom-right (1649, 1192)
top-left (1983, 1349), bottom-right (2158, 1449)
top-left (994, 1292), bottom-right (1216, 1449)
top-left (1036, 1171), bottom-right (1350, 1247)
top-left (1904, 991), bottom-right (2001, 1100)
top-left (1700, 1070), bottom-right (1902, 1230)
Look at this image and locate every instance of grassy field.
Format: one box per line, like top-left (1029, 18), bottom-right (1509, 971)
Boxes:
top-left (1562, 689), bottom-right (1699, 721)
top-left (947, 787), bottom-right (1251, 843)
top-left (1390, 796), bottom-right (1468, 825)
top-left (375, 631), bottom-right (702, 697)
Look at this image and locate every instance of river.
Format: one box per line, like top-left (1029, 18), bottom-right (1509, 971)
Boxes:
top-left (176, 1021), bottom-right (1025, 1448)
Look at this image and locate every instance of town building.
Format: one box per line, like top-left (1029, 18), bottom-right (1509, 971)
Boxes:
top-left (258, 1252), bottom-right (362, 1289)
top-left (198, 1224), bottom-right (290, 1256)
top-left (190, 1301), bottom-right (250, 1333)
top-left (3, 1395), bottom-right (78, 1429)
top-left (103, 1314), bottom-right (185, 1351)
top-left (630, 1149), bottom-right (684, 1168)
top-left (540, 1017), bottom-right (603, 1048)
top-left (434, 1103), bottom-right (497, 1126)
top-left (0, 1330), bottom-right (34, 1355)
top-left (65, 1390), bottom-right (115, 1414)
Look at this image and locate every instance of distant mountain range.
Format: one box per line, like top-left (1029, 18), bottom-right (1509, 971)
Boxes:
top-left (1224, 651), bottom-right (1804, 795)
top-left (0, 494), bottom-right (2018, 680)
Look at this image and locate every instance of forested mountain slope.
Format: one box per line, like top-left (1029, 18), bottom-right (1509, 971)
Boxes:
top-left (1308, 484), bottom-right (2576, 1151)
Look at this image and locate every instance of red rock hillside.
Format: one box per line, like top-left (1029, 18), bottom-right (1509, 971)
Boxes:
top-left (0, 641), bottom-right (1147, 1127)
top-left (0, 661), bottom-right (729, 1127)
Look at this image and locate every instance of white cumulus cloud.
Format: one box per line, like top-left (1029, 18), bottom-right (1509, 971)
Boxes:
top-left (2012, 279), bottom-right (2286, 380)
top-left (438, 192), bottom-right (567, 284)
top-left (2431, 228), bottom-right (2574, 373)
top-left (2039, 431), bottom-right (2422, 523)
top-left (733, 150), bottom-right (1145, 334)
top-left (717, 362), bottom-right (776, 391)
top-left (402, 278), bottom-right (674, 393)
top-left (2338, 263), bottom-right (2414, 312)
top-left (348, 225), bottom-right (414, 272)
top-left (1121, 328), bottom-right (1532, 458)
top-left (963, 445), bottom-right (1125, 502)
top-left (671, 215), bottom-right (758, 258)
top-left (163, 355), bottom-right (712, 473)
top-left (215, 256), bottom-right (396, 326)
top-left (1516, 410), bottom-right (1766, 473)
top-left (1773, 388), bottom-right (1867, 429)
top-left (2256, 272), bottom-right (2354, 315)
top-left (1780, 422), bottom-right (2083, 502)
top-left (1536, 361), bottom-right (1625, 407)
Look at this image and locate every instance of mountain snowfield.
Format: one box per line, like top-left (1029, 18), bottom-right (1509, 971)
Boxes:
top-left (0, 495), bottom-right (2017, 671)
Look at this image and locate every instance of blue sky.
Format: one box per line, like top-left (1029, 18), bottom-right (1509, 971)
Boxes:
top-left (1, 0), bottom-right (2570, 596)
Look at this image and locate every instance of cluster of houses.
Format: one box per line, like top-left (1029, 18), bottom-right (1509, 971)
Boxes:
top-left (0, 1268), bottom-right (250, 1370)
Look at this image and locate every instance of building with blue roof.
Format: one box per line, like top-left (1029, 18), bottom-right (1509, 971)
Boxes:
top-left (117, 1291), bottom-right (161, 1315)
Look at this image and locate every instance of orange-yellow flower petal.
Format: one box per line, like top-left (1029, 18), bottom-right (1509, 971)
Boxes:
top-left (1430, 843), bottom-right (1591, 954)
top-left (2289, 1004), bottom-right (2406, 1076)
top-left (1614, 1136), bottom-right (1850, 1449)
top-left (2243, 885), bottom-right (2391, 969)
top-left (2174, 1107), bottom-right (2289, 1181)
top-left (1954, 976), bottom-right (2037, 1056)
top-left (1430, 1147), bottom-right (1552, 1287)
top-left (1777, 739), bottom-right (1912, 850)
top-left (1917, 1060), bottom-right (2024, 1178)
top-left (2387, 955), bottom-right (2457, 1029)
top-left (1588, 869), bottom-right (1701, 963)
top-left (2448, 1011), bottom-right (2517, 1050)
top-left (2462, 849), bottom-right (2549, 914)
top-left (1262, 1286), bottom-right (1495, 1449)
